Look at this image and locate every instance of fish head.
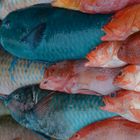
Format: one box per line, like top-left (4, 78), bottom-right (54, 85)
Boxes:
top-left (114, 65), bottom-right (140, 91)
top-left (4, 85), bottom-right (45, 113)
top-left (40, 61), bottom-right (75, 92)
top-left (86, 41), bottom-right (125, 68)
top-left (102, 90), bottom-right (140, 122)
top-left (0, 7), bottom-right (47, 59)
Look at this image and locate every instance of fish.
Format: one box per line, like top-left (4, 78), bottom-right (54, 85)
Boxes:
top-left (0, 0), bottom-right (52, 19)
top-left (70, 116), bottom-right (140, 140)
top-left (85, 41), bottom-right (126, 68)
top-left (102, 90), bottom-right (140, 123)
top-left (114, 65), bottom-right (140, 92)
top-left (102, 4), bottom-right (140, 41)
top-left (118, 32), bottom-right (140, 64)
top-left (53, 0), bottom-right (140, 14)
top-left (0, 48), bottom-right (49, 95)
top-left (2, 85), bottom-right (117, 140)
top-left (0, 115), bottom-right (50, 140)
top-left (0, 5), bottom-right (112, 62)
top-left (40, 60), bottom-right (120, 95)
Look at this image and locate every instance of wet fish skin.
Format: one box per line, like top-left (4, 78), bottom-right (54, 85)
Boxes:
top-left (0, 5), bottom-right (112, 62)
top-left (102, 4), bottom-right (140, 41)
top-left (118, 32), bottom-right (140, 64)
top-left (0, 115), bottom-right (49, 140)
top-left (114, 65), bottom-right (140, 92)
top-left (0, 0), bottom-right (52, 19)
top-left (3, 85), bottom-right (117, 140)
top-left (53, 0), bottom-right (140, 14)
top-left (86, 41), bottom-right (126, 68)
top-left (70, 116), bottom-right (140, 140)
top-left (102, 90), bottom-right (140, 123)
top-left (0, 48), bottom-right (49, 95)
top-left (40, 60), bottom-right (120, 95)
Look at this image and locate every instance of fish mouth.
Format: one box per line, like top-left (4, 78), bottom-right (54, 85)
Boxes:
top-left (0, 94), bottom-right (8, 101)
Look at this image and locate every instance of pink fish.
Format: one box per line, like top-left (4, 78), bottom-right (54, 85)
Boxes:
top-left (40, 60), bottom-right (120, 95)
top-left (118, 32), bottom-right (140, 64)
top-left (102, 90), bottom-right (140, 123)
top-left (114, 65), bottom-right (140, 91)
top-left (52, 0), bottom-right (140, 14)
top-left (86, 41), bottom-right (126, 68)
top-left (70, 116), bottom-right (140, 140)
top-left (102, 4), bottom-right (140, 41)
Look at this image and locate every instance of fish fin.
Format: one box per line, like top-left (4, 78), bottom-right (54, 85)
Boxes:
top-left (33, 91), bottom-right (56, 118)
top-left (77, 89), bottom-right (100, 95)
top-left (21, 23), bottom-right (46, 49)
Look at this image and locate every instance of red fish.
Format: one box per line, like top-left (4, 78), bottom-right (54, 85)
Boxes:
top-left (52, 0), bottom-right (140, 14)
top-left (102, 90), bottom-right (140, 123)
top-left (40, 60), bottom-right (120, 95)
top-left (118, 32), bottom-right (140, 64)
top-left (114, 65), bottom-right (140, 91)
top-left (70, 116), bottom-right (140, 140)
top-left (102, 4), bottom-right (140, 41)
top-left (86, 41), bottom-right (126, 68)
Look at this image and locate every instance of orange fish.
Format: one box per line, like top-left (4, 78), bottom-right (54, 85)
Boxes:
top-left (86, 41), bottom-right (126, 68)
top-left (102, 90), bottom-right (140, 123)
top-left (102, 4), bottom-right (140, 41)
top-left (70, 116), bottom-right (140, 140)
top-left (114, 65), bottom-right (140, 91)
top-left (118, 32), bottom-right (140, 64)
top-left (40, 60), bottom-right (120, 95)
top-left (52, 0), bottom-right (140, 14)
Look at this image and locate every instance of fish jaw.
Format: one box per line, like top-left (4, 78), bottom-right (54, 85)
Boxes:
top-left (52, 0), bottom-right (82, 10)
top-left (102, 4), bottom-right (140, 41)
top-left (86, 41), bottom-right (126, 68)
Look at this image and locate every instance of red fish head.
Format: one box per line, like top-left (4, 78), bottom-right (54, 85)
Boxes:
top-left (114, 65), bottom-right (140, 91)
top-left (86, 41), bottom-right (125, 68)
top-left (102, 90), bottom-right (140, 123)
top-left (40, 61), bottom-right (75, 92)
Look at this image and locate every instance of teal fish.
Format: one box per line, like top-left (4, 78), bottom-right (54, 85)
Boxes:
top-left (0, 48), bottom-right (50, 95)
top-left (2, 85), bottom-right (117, 140)
top-left (0, 0), bottom-right (52, 19)
top-left (0, 5), bottom-right (112, 62)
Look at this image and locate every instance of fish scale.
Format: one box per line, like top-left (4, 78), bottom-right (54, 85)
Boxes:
top-left (0, 49), bottom-right (48, 95)
top-left (0, 5), bottom-right (112, 62)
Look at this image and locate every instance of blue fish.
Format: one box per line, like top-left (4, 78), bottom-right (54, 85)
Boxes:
top-left (0, 4), bottom-right (112, 62)
top-left (2, 85), bottom-right (117, 139)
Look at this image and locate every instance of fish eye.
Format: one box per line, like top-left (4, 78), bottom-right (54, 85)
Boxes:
top-left (74, 134), bottom-right (80, 139)
top-left (43, 80), bottom-right (48, 85)
top-left (118, 72), bottom-right (122, 76)
top-left (14, 94), bottom-right (20, 100)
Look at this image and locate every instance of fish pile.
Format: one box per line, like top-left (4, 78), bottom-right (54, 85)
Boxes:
top-left (0, 1), bottom-right (140, 140)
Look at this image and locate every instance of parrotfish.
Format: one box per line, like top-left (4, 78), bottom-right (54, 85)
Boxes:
top-left (0, 0), bottom-right (52, 19)
top-left (0, 5), bottom-right (112, 62)
top-left (102, 4), bottom-right (140, 41)
top-left (0, 115), bottom-right (49, 140)
top-left (118, 32), bottom-right (140, 64)
top-left (85, 41), bottom-right (126, 68)
top-left (53, 0), bottom-right (140, 14)
top-left (2, 85), bottom-right (117, 140)
top-left (102, 90), bottom-right (140, 123)
top-left (0, 48), bottom-right (49, 95)
top-left (114, 65), bottom-right (140, 92)
top-left (40, 60), bottom-right (120, 95)
top-left (70, 116), bottom-right (140, 140)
